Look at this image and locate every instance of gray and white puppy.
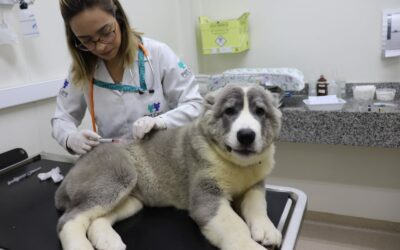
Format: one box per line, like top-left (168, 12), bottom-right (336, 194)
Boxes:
top-left (55, 84), bottom-right (282, 250)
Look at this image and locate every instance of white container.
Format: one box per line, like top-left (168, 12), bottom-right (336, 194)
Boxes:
top-left (375, 88), bottom-right (396, 101)
top-left (308, 81), bottom-right (316, 96)
top-left (353, 85), bottom-right (376, 101)
top-left (328, 80), bottom-right (338, 97)
top-left (303, 98), bottom-right (346, 111)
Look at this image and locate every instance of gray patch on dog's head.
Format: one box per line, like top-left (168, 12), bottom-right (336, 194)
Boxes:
top-left (247, 86), bottom-right (282, 142)
top-left (203, 84), bottom-right (244, 112)
top-left (200, 84), bottom-right (245, 149)
top-left (215, 87), bottom-right (245, 131)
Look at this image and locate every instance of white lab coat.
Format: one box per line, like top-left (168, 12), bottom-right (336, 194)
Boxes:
top-left (51, 37), bottom-right (203, 150)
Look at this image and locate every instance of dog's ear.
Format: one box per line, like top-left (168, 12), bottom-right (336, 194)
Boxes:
top-left (265, 89), bottom-right (281, 108)
top-left (203, 89), bottom-right (219, 109)
top-left (270, 92), bottom-right (281, 108)
top-left (264, 89), bottom-right (282, 119)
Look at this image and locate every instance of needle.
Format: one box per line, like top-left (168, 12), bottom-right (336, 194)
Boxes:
top-left (7, 166), bottom-right (42, 186)
top-left (99, 138), bottom-right (122, 143)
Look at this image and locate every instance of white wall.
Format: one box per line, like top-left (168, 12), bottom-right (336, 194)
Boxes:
top-left (196, 0), bottom-right (400, 83)
top-left (0, 98), bottom-right (68, 156)
top-left (0, 1), bottom-right (69, 89)
top-left (1, 0), bottom-right (400, 223)
top-left (120, 0), bottom-right (182, 57)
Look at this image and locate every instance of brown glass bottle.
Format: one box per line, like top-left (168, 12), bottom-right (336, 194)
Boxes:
top-left (316, 75), bottom-right (328, 96)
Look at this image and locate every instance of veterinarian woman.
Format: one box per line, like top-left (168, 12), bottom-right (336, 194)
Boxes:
top-left (52, 0), bottom-right (203, 155)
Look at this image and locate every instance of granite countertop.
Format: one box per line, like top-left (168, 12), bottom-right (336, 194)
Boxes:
top-left (278, 83), bottom-right (400, 148)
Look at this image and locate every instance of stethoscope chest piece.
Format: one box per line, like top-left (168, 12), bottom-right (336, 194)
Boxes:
top-left (138, 89), bottom-right (154, 95)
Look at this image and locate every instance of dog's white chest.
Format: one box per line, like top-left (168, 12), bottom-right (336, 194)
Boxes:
top-left (207, 161), bottom-right (269, 196)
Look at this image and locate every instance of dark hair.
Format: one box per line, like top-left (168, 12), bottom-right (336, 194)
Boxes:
top-left (59, 0), bottom-right (138, 86)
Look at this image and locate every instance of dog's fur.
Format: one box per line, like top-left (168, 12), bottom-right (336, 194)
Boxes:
top-left (55, 84), bottom-right (282, 250)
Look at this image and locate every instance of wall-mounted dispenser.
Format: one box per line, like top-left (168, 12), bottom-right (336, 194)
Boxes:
top-left (18, 0), bottom-right (39, 38)
top-left (382, 9), bottom-right (400, 57)
top-left (199, 12), bottom-right (250, 55)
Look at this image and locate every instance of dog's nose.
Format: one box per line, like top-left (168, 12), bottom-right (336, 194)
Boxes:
top-left (237, 129), bottom-right (255, 146)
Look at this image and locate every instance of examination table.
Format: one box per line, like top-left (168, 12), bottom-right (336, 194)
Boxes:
top-left (0, 148), bottom-right (307, 250)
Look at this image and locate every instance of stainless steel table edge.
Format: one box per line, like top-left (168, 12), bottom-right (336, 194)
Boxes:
top-left (265, 184), bottom-right (308, 250)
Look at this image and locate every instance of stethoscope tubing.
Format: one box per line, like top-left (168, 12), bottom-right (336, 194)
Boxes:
top-left (140, 48), bottom-right (155, 74)
top-left (89, 43), bottom-right (156, 132)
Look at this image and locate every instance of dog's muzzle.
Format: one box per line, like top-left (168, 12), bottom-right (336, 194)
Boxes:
top-left (225, 129), bottom-right (257, 156)
top-left (237, 129), bottom-right (255, 146)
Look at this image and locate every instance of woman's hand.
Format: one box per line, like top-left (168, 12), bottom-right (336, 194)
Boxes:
top-left (66, 129), bottom-right (101, 155)
top-left (132, 116), bottom-right (166, 140)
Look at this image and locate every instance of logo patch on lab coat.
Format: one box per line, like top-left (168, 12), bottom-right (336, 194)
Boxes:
top-left (62, 79), bottom-right (69, 88)
top-left (178, 60), bottom-right (192, 79)
top-left (59, 79), bottom-right (69, 97)
top-left (178, 60), bottom-right (187, 69)
top-left (147, 102), bottom-right (161, 117)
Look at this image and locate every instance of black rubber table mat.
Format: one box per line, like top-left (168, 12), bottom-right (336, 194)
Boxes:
top-left (0, 157), bottom-right (290, 250)
top-left (0, 148), bottom-right (28, 171)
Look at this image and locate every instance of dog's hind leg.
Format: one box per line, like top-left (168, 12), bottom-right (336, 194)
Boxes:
top-left (58, 190), bottom-right (137, 250)
top-left (238, 183), bottom-right (282, 247)
top-left (58, 192), bottom-right (137, 250)
top-left (56, 144), bottom-right (138, 250)
top-left (58, 206), bottom-right (108, 250)
top-left (58, 184), bottom-right (137, 250)
top-left (55, 179), bottom-right (70, 211)
top-left (87, 195), bottom-right (143, 250)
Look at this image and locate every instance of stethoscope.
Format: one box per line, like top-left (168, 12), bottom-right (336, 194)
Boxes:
top-left (89, 43), bottom-right (156, 132)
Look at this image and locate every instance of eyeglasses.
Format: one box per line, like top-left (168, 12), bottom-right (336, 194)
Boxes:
top-left (74, 21), bottom-right (116, 51)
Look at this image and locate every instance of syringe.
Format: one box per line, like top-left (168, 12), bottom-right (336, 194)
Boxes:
top-left (99, 138), bottom-right (122, 143)
top-left (7, 166), bottom-right (42, 186)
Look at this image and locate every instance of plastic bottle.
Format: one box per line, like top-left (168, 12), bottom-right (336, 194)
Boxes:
top-left (308, 81), bottom-right (316, 96)
top-left (328, 80), bottom-right (338, 97)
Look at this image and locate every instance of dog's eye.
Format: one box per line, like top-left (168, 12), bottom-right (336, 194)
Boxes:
top-left (255, 107), bottom-right (265, 116)
top-left (224, 107), bottom-right (236, 116)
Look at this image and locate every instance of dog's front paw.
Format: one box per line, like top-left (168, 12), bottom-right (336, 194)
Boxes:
top-left (222, 238), bottom-right (266, 250)
top-left (61, 240), bottom-right (94, 250)
top-left (249, 218), bottom-right (282, 247)
top-left (87, 218), bottom-right (126, 250)
top-left (59, 227), bottom-right (95, 250)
